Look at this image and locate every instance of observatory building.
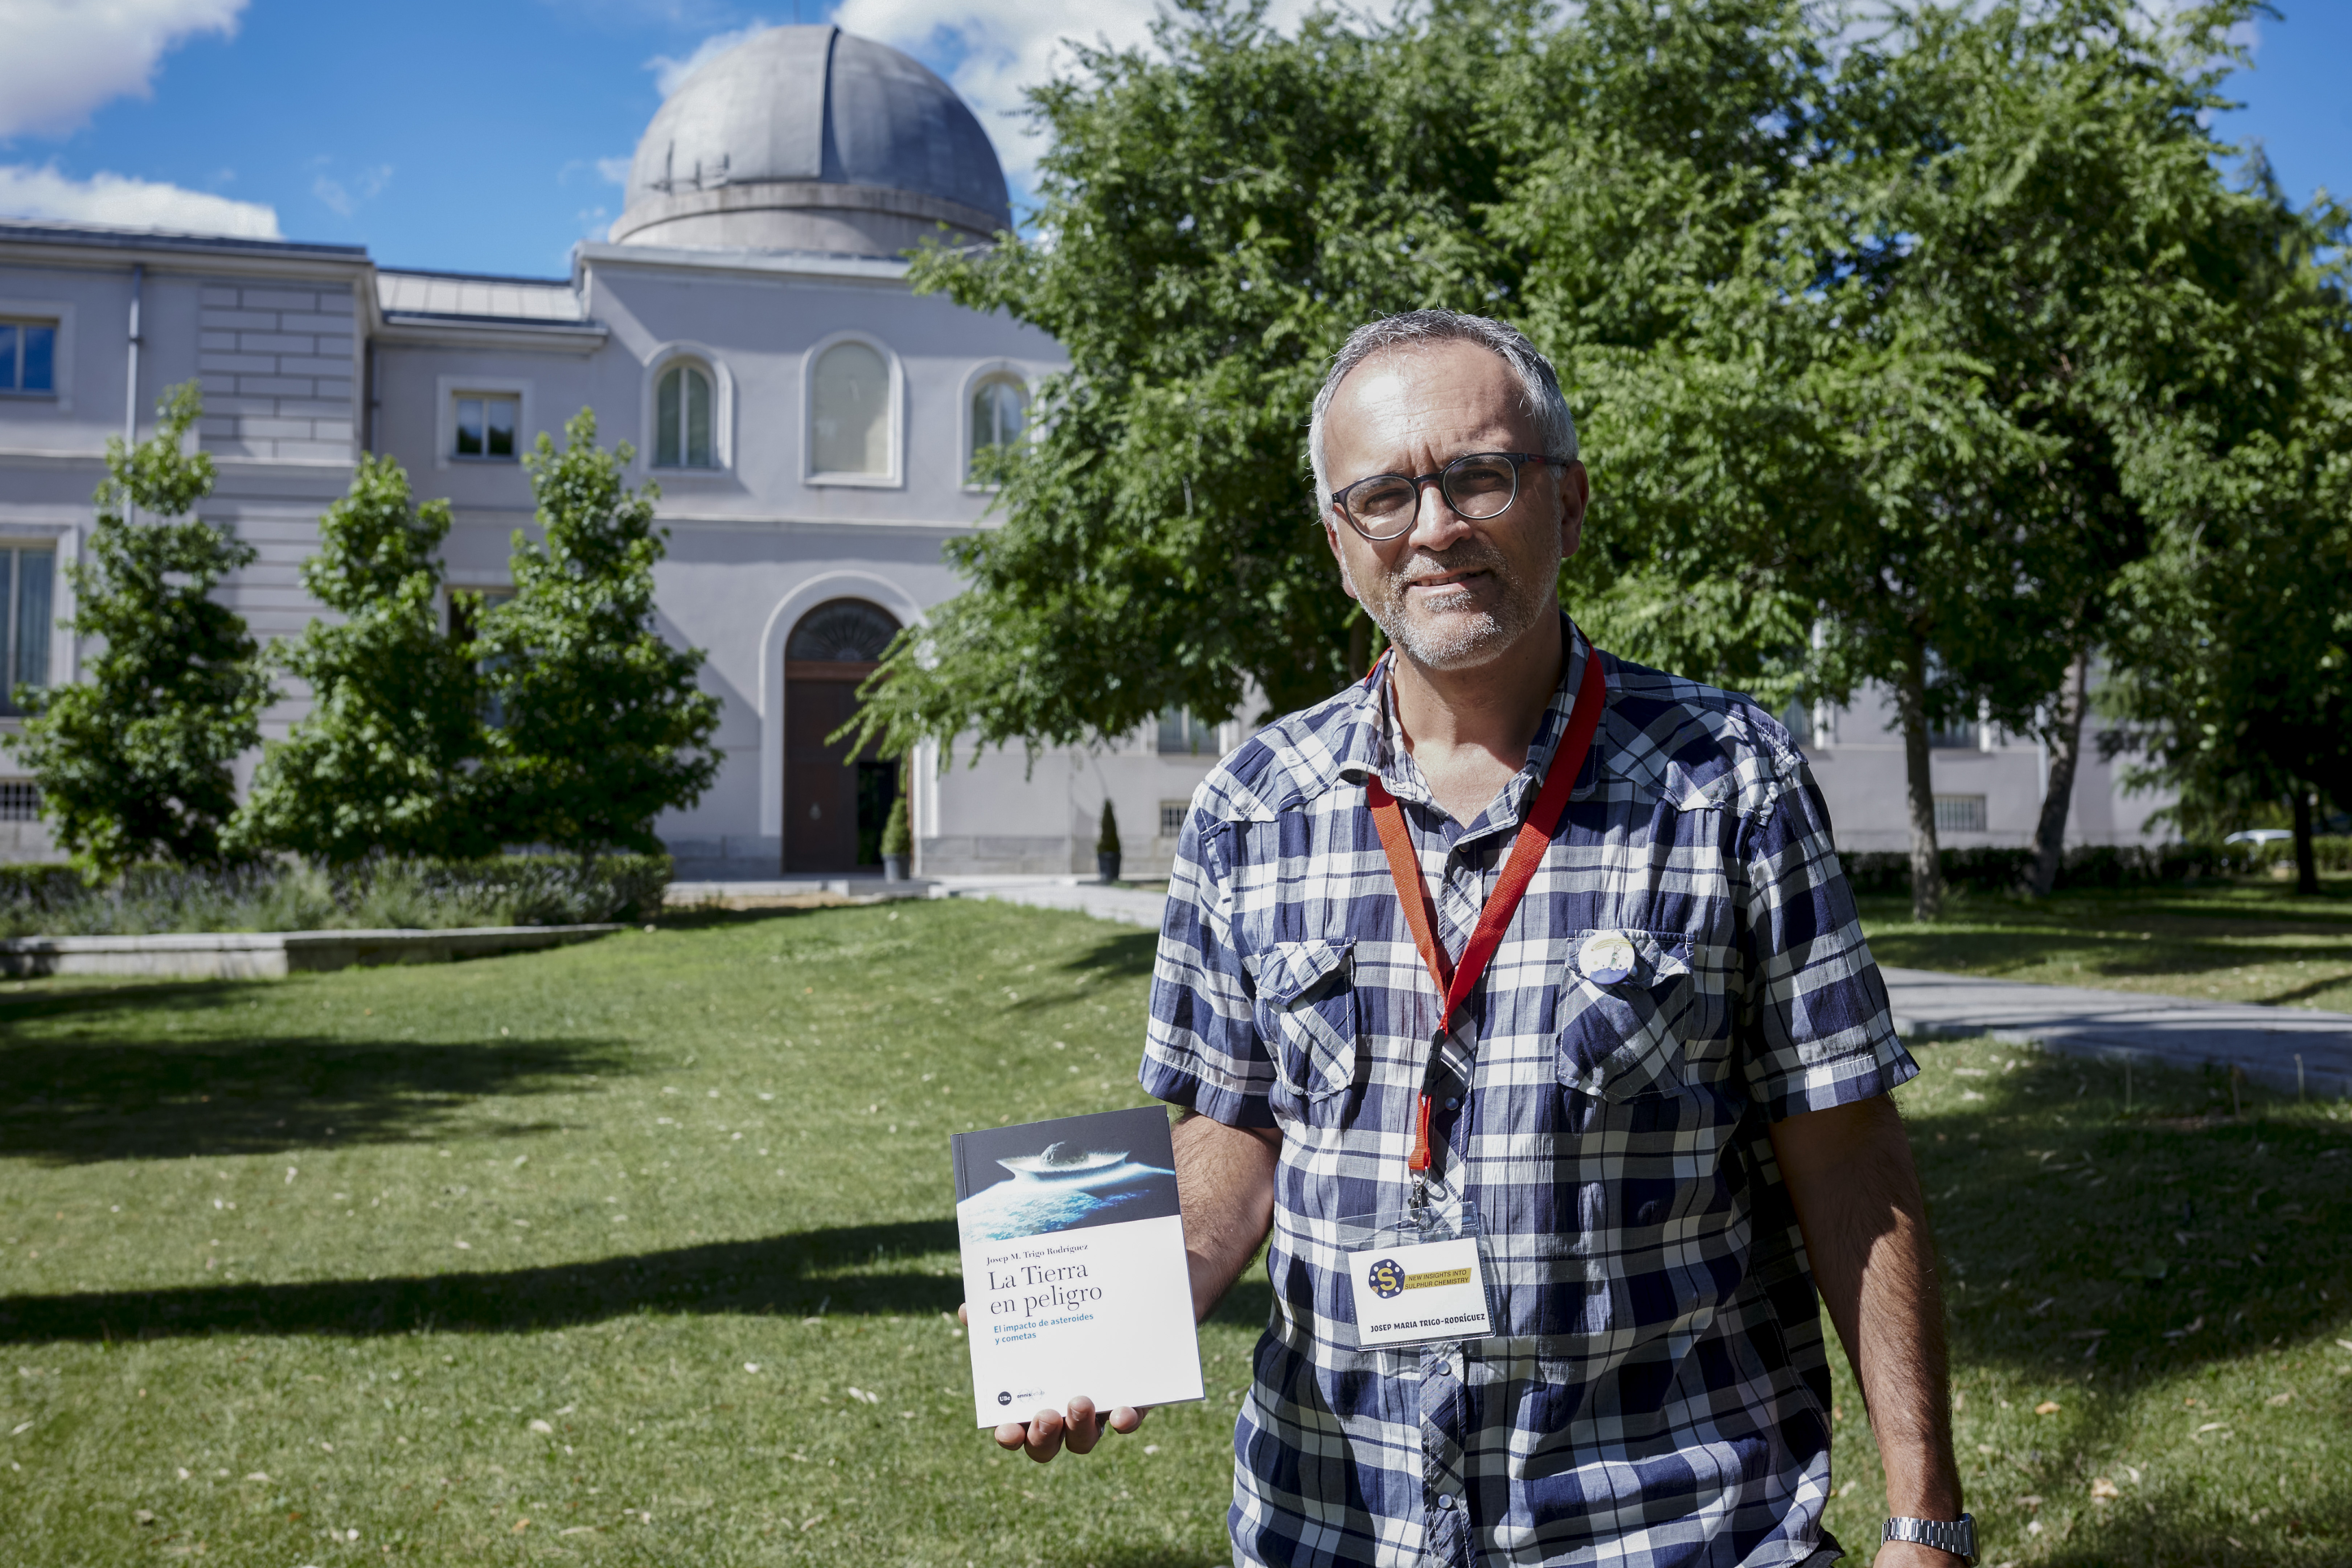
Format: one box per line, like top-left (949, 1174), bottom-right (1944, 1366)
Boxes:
top-left (0, 24), bottom-right (1245, 880)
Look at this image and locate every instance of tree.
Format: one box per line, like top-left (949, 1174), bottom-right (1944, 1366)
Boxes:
top-left (8, 385), bottom-right (273, 875)
top-left (1571, 0), bottom-right (2270, 917)
top-left (839, 0), bottom-right (2285, 934)
top-left (848, 0), bottom-right (1579, 759)
top-left (476, 409), bottom-right (723, 860)
top-left (233, 455), bottom-right (492, 863)
top-left (2100, 219), bottom-right (2352, 894)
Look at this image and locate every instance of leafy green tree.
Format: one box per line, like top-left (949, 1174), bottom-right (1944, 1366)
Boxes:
top-left (232, 455), bottom-right (492, 863)
top-left (849, 0), bottom-right (1578, 758)
top-left (840, 0), bottom-right (2298, 933)
top-left (2101, 217), bottom-right (2352, 895)
top-left (7, 385), bottom-right (273, 875)
top-left (1571, 0), bottom-right (2270, 916)
top-left (477, 409), bottom-right (723, 861)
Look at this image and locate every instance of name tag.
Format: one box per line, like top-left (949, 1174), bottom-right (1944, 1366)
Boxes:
top-left (1345, 1235), bottom-right (1496, 1349)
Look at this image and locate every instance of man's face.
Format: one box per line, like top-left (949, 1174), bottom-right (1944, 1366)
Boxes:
top-left (1321, 339), bottom-right (1588, 672)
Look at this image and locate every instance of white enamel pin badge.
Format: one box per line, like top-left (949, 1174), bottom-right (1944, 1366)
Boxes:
top-left (1578, 931), bottom-right (1637, 986)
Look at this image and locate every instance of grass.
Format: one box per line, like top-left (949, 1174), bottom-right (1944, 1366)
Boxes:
top-left (1823, 1038), bottom-right (2352, 1565)
top-left (1857, 878), bottom-right (2352, 1013)
top-left (0, 899), bottom-right (2347, 1566)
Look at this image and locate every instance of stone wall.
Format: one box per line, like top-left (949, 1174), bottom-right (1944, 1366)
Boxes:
top-left (193, 280), bottom-right (358, 461)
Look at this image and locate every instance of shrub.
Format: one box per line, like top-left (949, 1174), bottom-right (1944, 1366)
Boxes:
top-left (0, 855), bottom-right (670, 939)
top-left (7, 385), bottom-right (273, 875)
top-left (1839, 841), bottom-right (2260, 899)
top-left (234, 455), bottom-right (490, 863)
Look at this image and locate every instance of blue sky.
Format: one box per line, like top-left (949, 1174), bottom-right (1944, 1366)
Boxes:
top-left (0, 0), bottom-right (2343, 280)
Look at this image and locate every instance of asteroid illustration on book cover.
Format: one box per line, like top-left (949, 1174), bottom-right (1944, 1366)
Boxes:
top-left (952, 1108), bottom-right (1181, 1241)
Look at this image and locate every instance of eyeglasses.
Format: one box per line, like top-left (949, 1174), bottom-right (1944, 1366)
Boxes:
top-left (1328, 451), bottom-right (1569, 541)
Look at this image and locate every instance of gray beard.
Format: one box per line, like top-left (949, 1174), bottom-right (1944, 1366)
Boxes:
top-left (1351, 540), bottom-right (1558, 671)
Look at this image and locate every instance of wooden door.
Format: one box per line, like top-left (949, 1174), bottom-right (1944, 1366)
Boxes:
top-left (784, 662), bottom-right (875, 873)
top-left (781, 598), bottom-right (904, 875)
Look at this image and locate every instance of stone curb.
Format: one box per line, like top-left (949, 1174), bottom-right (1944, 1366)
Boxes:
top-left (0, 924), bottom-right (624, 981)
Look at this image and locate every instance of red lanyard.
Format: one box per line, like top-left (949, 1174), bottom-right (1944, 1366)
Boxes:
top-left (1364, 650), bottom-right (1608, 1174)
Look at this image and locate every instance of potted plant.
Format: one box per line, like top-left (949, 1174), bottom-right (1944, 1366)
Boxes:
top-left (1096, 800), bottom-right (1122, 883)
top-left (880, 760), bottom-right (912, 882)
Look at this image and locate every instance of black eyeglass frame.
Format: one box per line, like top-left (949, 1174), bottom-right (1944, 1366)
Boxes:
top-left (1328, 450), bottom-right (1572, 541)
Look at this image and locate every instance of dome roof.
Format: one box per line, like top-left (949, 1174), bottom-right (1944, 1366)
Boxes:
top-left (611, 25), bottom-right (1012, 256)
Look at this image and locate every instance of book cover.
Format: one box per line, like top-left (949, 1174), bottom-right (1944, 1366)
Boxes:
top-left (951, 1105), bottom-right (1205, 1428)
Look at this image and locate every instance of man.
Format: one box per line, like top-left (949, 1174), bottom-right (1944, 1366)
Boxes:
top-left (999, 311), bottom-right (1970, 1567)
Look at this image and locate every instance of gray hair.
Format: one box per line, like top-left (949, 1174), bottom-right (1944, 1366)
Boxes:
top-left (1306, 310), bottom-right (1578, 513)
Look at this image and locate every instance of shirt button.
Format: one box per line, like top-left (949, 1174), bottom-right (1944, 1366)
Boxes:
top-left (1437, 1495), bottom-right (1457, 1511)
top-left (1444, 1097), bottom-right (1461, 1110)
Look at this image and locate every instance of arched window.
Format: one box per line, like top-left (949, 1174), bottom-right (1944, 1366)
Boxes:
top-left (810, 341), bottom-right (891, 476)
top-left (655, 362), bottom-right (715, 469)
top-left (968, 374), bottom-right (1027, 480)
top-left (786, 598), bottom-right (901, 664)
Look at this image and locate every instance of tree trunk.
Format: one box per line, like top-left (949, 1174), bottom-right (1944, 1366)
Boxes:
top-left (2293, 788), bottom-right (2319, 896)
top-left (2028, 651), bottom-right (2089, 898)
top-left (1895, 647), bottom-right (1944, 921)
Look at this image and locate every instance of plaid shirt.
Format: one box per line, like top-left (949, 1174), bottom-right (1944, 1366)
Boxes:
top-left (1140, 622), bottom-right (1916, 1568)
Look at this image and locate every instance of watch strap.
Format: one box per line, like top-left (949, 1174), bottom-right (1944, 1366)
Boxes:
top-left (1882, 1512), bottom-right (1977, 1563)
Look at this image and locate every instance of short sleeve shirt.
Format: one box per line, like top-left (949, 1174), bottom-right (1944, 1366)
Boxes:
top-left (1140, 624), bottom-right (1916, 1568)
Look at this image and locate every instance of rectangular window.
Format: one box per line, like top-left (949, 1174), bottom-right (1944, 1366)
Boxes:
top-left (0, 546), bottom-right (54, 717)
top-left (0, 781), bottom-right (39, 821)
top-left (1158, 707), bottom-right (1213, 756)
top-left (0, 319), bottom-right (59, 396)
top-left (1158, 801), bottom-right (1188, 838)
top-left (1934, 795), bottom-right (1987, 834)
top-left (453, 394), bottom-right (518, 460)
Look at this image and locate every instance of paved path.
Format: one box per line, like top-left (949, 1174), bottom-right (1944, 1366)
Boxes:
top-left (936, 876), bottom-right (1167, 929)
top-left (923, 882), bottom-right (2352, 1100)
top-left (1879, 966), bottom-right (2352, 1100)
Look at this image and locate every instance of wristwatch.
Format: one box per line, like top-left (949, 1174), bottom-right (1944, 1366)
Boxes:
top-left (1883, 1514), bottom-right (1977, 1563)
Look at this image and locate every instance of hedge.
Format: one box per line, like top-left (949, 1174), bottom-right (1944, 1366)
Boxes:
top-left (0, 854), bottom-right (670, 939)
top-left (1839, 842), bottom-right (2262, 898)
top-left (2244, 835), bottom-right (2352, 874)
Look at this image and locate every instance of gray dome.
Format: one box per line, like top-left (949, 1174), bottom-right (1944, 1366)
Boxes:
top-left (611, 25), bottom-right (1012, 256)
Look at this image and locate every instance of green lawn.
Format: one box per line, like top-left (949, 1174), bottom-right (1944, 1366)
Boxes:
top-left (1, 900), bottom-right (2347, 1566)
top-left (1858, 879), bottom-right (2352, 1013)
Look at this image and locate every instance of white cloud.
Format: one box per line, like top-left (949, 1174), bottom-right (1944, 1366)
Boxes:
top-left (0, 162), bottom-right (279, 237)
top-left (310, 162), bottom-right (391, 217)
top-left (596, 155), bottom-right (634, 186)
top-left (0, 0), bottom-right (247, 138)
top-left (646, 19), bottom-right (776, 98)
top-left (831, 0), bottom-right (1317, 191)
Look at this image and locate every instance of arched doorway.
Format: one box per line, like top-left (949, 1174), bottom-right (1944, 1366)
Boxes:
top-left (784, 597), bottom-right (902, 874)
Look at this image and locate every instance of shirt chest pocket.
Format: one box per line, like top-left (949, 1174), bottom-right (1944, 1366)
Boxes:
top-left (1556, 928), bottom-right (1703, 1102)
top-left (1252, 937), bottom-right (1359, 1106)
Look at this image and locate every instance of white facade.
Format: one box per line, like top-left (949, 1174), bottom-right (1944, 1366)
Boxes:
top-left (1799, 682), bottom-right (2166, 855)
top-left (0, 25), bottom-right (2165, 876)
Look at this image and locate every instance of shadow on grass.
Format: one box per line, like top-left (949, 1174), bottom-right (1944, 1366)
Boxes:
top-left (0, 1030), bottom-right (630, 1164)
top-left (0, 1218), bottom-right (963, 1342)
top-left (648, 904), bottom-right (847, 933)
top-left (1059, 928), bottom-right (1158, 984)
top-left (0, 1225), bottom-right (1279, 1348)
top-left (1905, 1052), bottom-right (2352, 1387)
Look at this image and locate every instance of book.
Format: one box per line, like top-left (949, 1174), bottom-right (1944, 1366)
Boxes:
top-left (951, 1105), bottom-right (1206, 1428)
